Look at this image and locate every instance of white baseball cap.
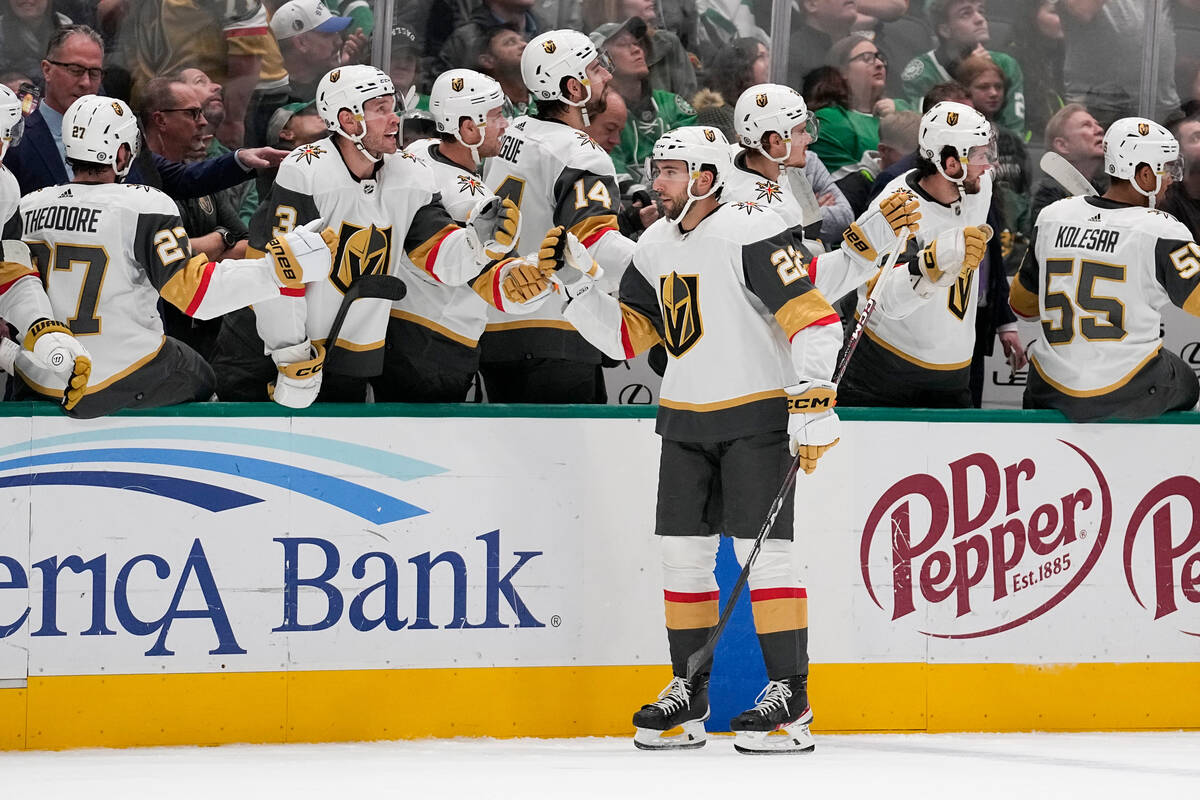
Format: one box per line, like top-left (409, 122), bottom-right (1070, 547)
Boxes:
top-left (270, 0), bottom-right (352, 42)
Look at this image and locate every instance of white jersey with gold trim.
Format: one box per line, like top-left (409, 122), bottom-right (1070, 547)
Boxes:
top-left (724, 147), bottom-right (808, 235)
top-left (856, 170), bottom-right (993, 369)
top-left (17, 181), bottom-right (279, 393)
top-left (393, 138), bottom-right (491, 347)
top-left (249, 138), bottom-right (483, 375)
top-left (564, 202), bottom-right (840, 442)
top-left (480, 115), bottom-right (633, 362)
top-left (1012, 195), bottom-right (1200, 396)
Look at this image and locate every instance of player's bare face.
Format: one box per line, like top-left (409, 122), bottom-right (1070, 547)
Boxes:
top-left (651, 160), bottom-right (691, 220)
top-left (582, 58), bottom-right (612, 114)
top-left (360, 95), bottom-right (400, 157)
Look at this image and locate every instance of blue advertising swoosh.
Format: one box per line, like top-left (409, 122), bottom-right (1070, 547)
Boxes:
top-left (0, 470), bottom-right (263, 512)
top-left (0, 448), bottom-right (426, 524)
top-left (0, 425), bottom-right (446, 480)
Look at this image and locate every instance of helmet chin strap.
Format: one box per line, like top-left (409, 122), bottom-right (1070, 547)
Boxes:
top-left (1135, 172), bottom-right (1162, 209)
top-left (675, 172), bottom-right (718, 225)
top-left (755, 134), bottom-right (793, 166)
top-left (935, 152), bottom-right (969, 213)
top-left (562, 79), bottom-right (593, 127)
top-left (340, 115), bottom-right (381, 163)
top-left (456, 124), bottom-right (485, 168)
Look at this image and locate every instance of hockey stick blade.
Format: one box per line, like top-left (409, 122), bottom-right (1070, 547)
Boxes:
top-left (685, 227), bottom-right (913, 682)
top-left (322, 274), bottom-right (406, 375)
top-left (1039, 151), bottom-right (1097, 197)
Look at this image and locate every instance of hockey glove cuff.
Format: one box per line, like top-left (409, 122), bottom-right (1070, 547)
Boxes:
top-left (785, 380), bottom-right (840, 474)
top-left (266, 219), bottom-right (337, 290)
top-left (844, 189), bottom-right (921, 265)
top-left (550, 233), bottom-right (603, 302)
top-left (467, 196), bottom-right (521, 261)
top-left (914, 224), bottom-right (992, 294)
top-left (269, 341), bottom-right (325, 409)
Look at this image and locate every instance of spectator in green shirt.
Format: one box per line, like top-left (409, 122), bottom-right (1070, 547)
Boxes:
top-left (900, 0), bottom-right (1026, 140)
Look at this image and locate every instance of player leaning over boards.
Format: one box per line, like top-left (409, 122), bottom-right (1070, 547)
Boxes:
top-left (0, 95), bottom-right (334, 418)
top-left (210, 64), bottom-right (526, 407)
top-left (480, 29), bottom-right (639, 403)
top-left (552, 125), bottom-right (837, 754)
top-left (837, 101), bottom-right (1007, 408)
top-left (724, 82), bottom-right (930, 317)
top-left (1010, 118), bottom-right (1200, 421)
top-left (377, 69), bottom-right (543, 402)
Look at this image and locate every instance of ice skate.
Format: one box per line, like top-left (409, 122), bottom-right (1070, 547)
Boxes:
top-left (730, 675), bottom-right (814, 754)
top-left (632, 674), bottom-right (710, 751)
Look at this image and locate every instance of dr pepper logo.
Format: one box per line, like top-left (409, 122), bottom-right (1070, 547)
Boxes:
top-left (1123, 476), bottom-right (1200, 636)
top-left (860, 441), bottom-right (1111, 639)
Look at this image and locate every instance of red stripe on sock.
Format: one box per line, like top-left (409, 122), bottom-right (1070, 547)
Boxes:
top-left (749, 587), bottom-right (808, 602)
top-left (664, 590), bottom-right (720, 603)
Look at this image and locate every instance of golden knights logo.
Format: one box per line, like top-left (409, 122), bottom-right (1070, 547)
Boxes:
top-left (703, 128), bottom-right (716, 142)
top-left (451, 77), bottom-right (465, 92)
top-left (456, 174), bottom-right (486, 195)
top-left (331, 223), bottom-right (393, 294)
top-left (947, 269), bottom-right (974, 321)
top-left (755, 93), bottom-right (768, 108)
top-left (755, 180), bottom-right (783, 204)
top-left (947, 111), bottom-right (959, 126)
top-left (330, 69), bottom-right (341, 82)
top-left (543, 39), bottom-right (557, 54)
top-left (292, 144), bottom-right (326, 164)
top-left (112, 102), bottom-right (124, 116)
top-left (1138, 122), bottom-right (1151, 136)
top-left (660, 272), bottom-right (703, 357)
top-left (575, 130), bottom-right (603, 151)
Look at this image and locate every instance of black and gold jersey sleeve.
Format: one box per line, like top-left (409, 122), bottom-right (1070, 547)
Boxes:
top-left (1010, 226), bottom-right (1041, 319)
top-left (404, 193), bottom-right (462, 278)
top-left (135, 212), bottom-right (219, 316)
top-left (616, 263), bottom-right (664, 359)
top-left (248, 184), bottom-right (322, 252)
top-left (741, 232), bottom-right (837, 339)
top-left (552, 167), bottom-right (621, 248)
top-left (1155, 237), bottom-right (1200, 315)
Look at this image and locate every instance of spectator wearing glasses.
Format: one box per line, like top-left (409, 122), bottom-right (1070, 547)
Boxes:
top-left (0, 0), bottom-right (71, 81)
top-left (4, 27), bottom-right (289, 200)
top-left (810, 35), bottom-right (908, 179)
top-left (900, 0), bottom-right (1026, 141)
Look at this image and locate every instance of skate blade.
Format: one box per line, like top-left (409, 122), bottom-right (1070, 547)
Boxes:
top-left (732, 720), bottom-right (815, 755)
top-left (633, 720), bottom-right (707, 751)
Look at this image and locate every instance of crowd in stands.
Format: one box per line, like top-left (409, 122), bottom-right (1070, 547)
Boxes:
top-left (3, 0), bottom-right (1200, 411)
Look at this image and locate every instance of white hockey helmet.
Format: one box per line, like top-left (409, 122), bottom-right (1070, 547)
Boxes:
top-left (62, 95), bottom-right (141, 179)
top-left (733, 83), bottom-right (819, 164)
top-left (651, 125), bottom-right (733, 219)
top-left (521, 29), bottom-right (604, 121)
top-left (429, 69), bottom-right (506, 166)
top-left (1103, 117), bottom-right (1182, 207)
top-left (316, 65), bottom-right (397, 161)
top-left (0, 84), bottom-right (23, 160)
top-left (918, 101), bottom-right (994, 184)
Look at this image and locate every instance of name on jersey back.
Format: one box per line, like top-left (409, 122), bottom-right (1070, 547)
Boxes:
top-left (498, 136), bottom-right (523, 164)
top-left (1054, 224), bottom-right (1119, 254)
top-left (23, 204), bottom-right (102, 234)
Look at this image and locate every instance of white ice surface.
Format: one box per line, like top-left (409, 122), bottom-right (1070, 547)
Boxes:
top-left (3, 733), bottom-right (1198, 799)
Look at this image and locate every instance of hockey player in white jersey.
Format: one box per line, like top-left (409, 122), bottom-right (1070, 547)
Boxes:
top-left (480, 29), bottom-right (640, 403)
top-left (726, 83), bottom-right (927, 316)
top-left (0, 84), bottom-right (92, 404)
top-left (837, 101), bottom-right (1005, 408)
top-left (556, 125), bottom-right (838, 753)
top-left (210, 65), bottom-right (524, 407)
top-left (1, 95), bottom-right (334, 418)
top-left (1010, 118), bottom-right (1200, 421)
top-left (377, 69), bottom-right (546, 401)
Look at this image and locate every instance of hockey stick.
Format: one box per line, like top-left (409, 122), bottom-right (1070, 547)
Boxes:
top-left (1039, 151), bottom-right (1098, 198)
top-left (684, 227), bottom-right (913, 682)
top-left (321, 273), bottom-right (407, 374)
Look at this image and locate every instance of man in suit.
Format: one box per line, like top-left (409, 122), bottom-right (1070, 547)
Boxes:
top-left (4, 25), bottom-right (287, 200)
